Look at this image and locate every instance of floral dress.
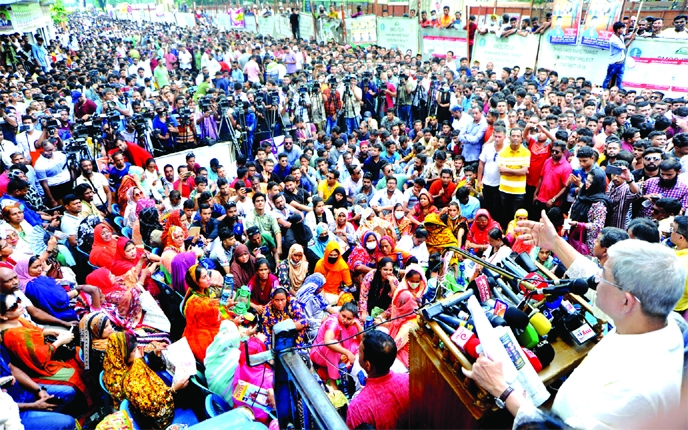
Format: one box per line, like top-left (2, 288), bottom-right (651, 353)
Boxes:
top-left (581, 202), bottom-right (607, 256)
top-left (261, 296), bottom-right (307, 349)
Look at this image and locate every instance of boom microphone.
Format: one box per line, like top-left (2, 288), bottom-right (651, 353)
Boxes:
top-left (534, 278), bottom-right (589, 296)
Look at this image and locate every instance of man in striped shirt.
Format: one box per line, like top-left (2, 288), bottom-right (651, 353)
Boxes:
top-left (497, 128), bottom-right (530, 229)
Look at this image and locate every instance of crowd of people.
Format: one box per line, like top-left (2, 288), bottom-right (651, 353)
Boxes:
top-left (0, 5), bottom-right (686, 430)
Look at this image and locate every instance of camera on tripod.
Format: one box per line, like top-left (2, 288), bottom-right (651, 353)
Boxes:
top-left (131, 114), bottom-right (148, 133)
top-left (178, 107), bottom-right (192, 125)
top-left (199, 96), bottom-right (213, 112)
top-left (45, 118), bottom-right (59, 134)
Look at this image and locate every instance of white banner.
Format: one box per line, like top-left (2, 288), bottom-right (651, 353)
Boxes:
top-left (537, 30), bottom-right (608, 85)
top-left (299, 12), bottom-right (316, 41)
top-left (345, 15), bottom-right (377, 45)
top-left (376, 17), bottom-right (419, 54)
top-left (471, 32), bottom-right (538, 73)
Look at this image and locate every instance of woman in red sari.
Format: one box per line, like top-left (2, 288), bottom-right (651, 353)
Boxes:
top-left (376, 235), bottom-right (414, 268)
top-left (109, 237), bottom-right (161, 297)
top-left (90, 223), bottom-right (118, 268)
top-left (410, 189), bottom-right (438, 227)
top-left (0, 293), bottom-right (92, 406)
top-left (466, 209), bottom-right (501, 255)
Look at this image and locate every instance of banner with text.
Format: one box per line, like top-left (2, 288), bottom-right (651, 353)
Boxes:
top-left (420, 27), bottom-right (468, 60)
top-left (538, 30), bottom-right (609, 84)
top-left (471, 32), bottom-right (538, 72)
top-left (316, 17), bottom-right (345, 44)
top-left (228, 8), bottom-right (245, 29)
top-left (345, 15), bottom-right (377, 46)
top-left (548, 0), bottom-right (582, 45)
top-left (376, 17), bottom-right (419, 53)
top-left (623, 38), bottom-right (688, 95)
top-left (176, 12), bottom-right (196, 28)
top-left (579, 0), bottom-right (622, 49)
top-left (299, 12), bottom-right (316, 41)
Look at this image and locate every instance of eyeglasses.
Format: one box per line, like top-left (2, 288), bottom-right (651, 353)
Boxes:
top-left (327, 176), bottom-right (335, 180)
top-left (644, 156), bottom-right (661, 162)
top-left (5, 297), bottom-right (22, 313)
top-left (594, 270), bottom-right (641, 303)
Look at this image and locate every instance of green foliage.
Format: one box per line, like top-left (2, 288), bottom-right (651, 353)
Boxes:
top-left (51, 0), bottom-right (69, 24)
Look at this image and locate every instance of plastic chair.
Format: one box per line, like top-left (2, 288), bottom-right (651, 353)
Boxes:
top-left (100, 371), bottom-right (112, 413)
top-left (204, 393), bottom-right (231, 418)
top-left (121, 227), bottom-right (132, 239)
top-left (113, 216), bottom-right (124, 229)
top-left (112, 203), bottom-right (120, 214)
top-left (119, 399), bottom-right (142, 430)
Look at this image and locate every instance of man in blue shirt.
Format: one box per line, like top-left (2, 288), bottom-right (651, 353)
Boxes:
top-left (108, 151), bottom-right (131, 190)
top-left (152, 109), bottom-right (177, 151)
top-left (214, 71), bottom-right (231, 95)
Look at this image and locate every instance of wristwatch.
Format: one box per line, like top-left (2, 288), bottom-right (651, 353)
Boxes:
top-left (35, 385), bottom-right (47, 395)
top-left (495, 386), bottom-right (514, 409)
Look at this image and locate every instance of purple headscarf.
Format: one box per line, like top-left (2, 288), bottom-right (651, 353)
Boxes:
top-left (170, 251), bottom-right (197, 293)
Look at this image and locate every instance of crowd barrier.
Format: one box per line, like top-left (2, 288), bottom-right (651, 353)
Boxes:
top-left (112, 9), bottom-right (688, 95)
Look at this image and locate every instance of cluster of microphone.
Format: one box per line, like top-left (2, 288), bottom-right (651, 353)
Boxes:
top-left (422, 251), bottom-right (599, 404)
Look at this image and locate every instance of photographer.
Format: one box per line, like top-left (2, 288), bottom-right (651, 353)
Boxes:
top-left (396, 72), bottom-right (415, 128)
top-left (310, 82), bottom-right (326, 132)
top-left (196, 97), bottom-right (220, 145)
top-left (322, 76), bottom-right (342, 134)
top-left (152, 108), bottom-right (177, 152)
top-left (360, 74), bottom-right (378, 120)
top-left (339, 75), bottom-right (363, 135)
top-left (171, 96), bottom-right (196, 149)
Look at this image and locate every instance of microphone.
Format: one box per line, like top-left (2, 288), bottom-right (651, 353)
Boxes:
top-left (514, 252), bottom-right (539, 274)
top-left (532, 341), bottom-right (555, 368)
top-left (421, 290), bottom-right (474, 321)
top-left (534, 278), bottom-right (589, 296)
top-left (503, 307), bottom-right (529, 330)
top-left (516, 323), bottom-right (539, 349)
top-left (549, 275), bottom-right (598, 291)
top-left (522, 348), bottom-right (543, 373)
top-left (450, 325), bottom-right (482, 359)
top-left (529, 312), bottom-right (552, 337)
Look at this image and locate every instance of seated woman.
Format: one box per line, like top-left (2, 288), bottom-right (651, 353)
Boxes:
top-left (110, 238), bottom-right (162, 297)
top-left (0, 202), bottom-right (37, 256)
top-left (0, 293), bottom-right (92, 406)
top-left (262, 287), bottom-right (307, 349)
top-left (356, 207), bottom-right (393, 242)
top-left (132, 199), bottom-right (162, 248)
top-left (325, 186), bottom-right (349, 211)
top-left (296, 273), bottom-right (337, 341)
top-left (424, 212), bottom-right (461, 270)
top-left (123, 186), bottom-right (144, 229)
top-left (282, 213), bottom-right (316, 265)
top-left (313, 241), bottom-right (353, 306)
top-left (505, 209), bottom-right (534, 255)
top-left (385, 203), bottom-right (413, 241)
top-left (170, 251), bottom-right (224, 295)
top-left (182, 264), bottom-right (235, 362)
top-left (483, 228), bottom-right (512, 266)
top-left (445, 201), bottom-right (469, 247)
top-left (230, 244), bottom-right (257, 288)
top-left (359, 257), bottom-right (398, 320)
top-left (102, 332), bottom-right (189, 428)
top-left (310, 302), bottom-right (363, 392)
top-left (410, 189), bottom-right (438, 228)
top-left (79, 311), bottom-right (115, 373)
top-left (247, 258), bottom-right (280, 315)
top-left (387, 289), bottom-right (420, 369)
top-left (376, 235), bottom-right (415, 269)
top-left (86, 268), bottom-right (171, 351)
top-left (347, 231), bottom-right (380, 286)
top-left (90, 223), bottom-right (119, 268)
top-left (396, 263), bottom-right (429, 302)
top-left (305, 196), bottom-right (336, 236)
top-left (277, 244), bottom-right (309, 295)
top-left (466, 209), bottom-right (501, 255)
top-left (159, 210), bottom-right (191, 276)
top-left (15, 256), bottom-right (100, 322)
top-left (332, 208), bottom-right (356, 254)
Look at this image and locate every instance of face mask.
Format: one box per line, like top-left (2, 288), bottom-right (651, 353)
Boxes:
top-left (394, 211), bottom-right (404, 220)
top-left (450, 214), bottom-right (459, 220)
top-left (290, 258), bottom-right (301, 266)
top-left (408, 281), bottom-right (421, 290)
top-left (327, 256), bottom-right (338, 264)
top-left (366, 241), bottom-right (377, 250)
top-left (319, 235), bottom-right (329, 243)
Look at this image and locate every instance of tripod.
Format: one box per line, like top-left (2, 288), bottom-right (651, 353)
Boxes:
top-left (219, 108), bottom-right (244, 159)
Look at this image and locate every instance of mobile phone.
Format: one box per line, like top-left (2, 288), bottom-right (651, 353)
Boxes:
top-left (46, 395), bottom-right (65, 405)
top-left (606, 165), bottom-right (623, 176)
top-left (0, 376), bottom-right (14, 388)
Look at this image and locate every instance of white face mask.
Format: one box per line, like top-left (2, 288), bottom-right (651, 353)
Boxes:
top-left (365, 241), bottom-right (377, 250)
top-left (394, 211), bottom-right (404, 220)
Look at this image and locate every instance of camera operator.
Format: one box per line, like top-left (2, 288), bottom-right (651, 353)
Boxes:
top-left (0, 98), bottom-right (18, 145)
top-left (152, 108), bottom-right (177, 152)
top-left (310, 81), bottom-right (326, 132)
top-left (396, 72), bottom-right (416, 128)
top-left (339, 75), bottom-right (363, 135)
top-left (56, 108), bottom-right (72, 140)
top-left (196, 96), bottom-right (220, 145)
top-left (97, 88), bottom-right (131, 124)
top-left (171, 96), bottom-right (196, 149)
top-left (34, 118), bottom-right (63, 152)
top-left (323, 75), bottom-right (342, 134)
top-left (360, 73), bottom-right (378, 120)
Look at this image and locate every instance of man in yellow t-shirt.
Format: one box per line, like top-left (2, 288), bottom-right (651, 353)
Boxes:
top-left (318, 168), bottom-right (341, 202)
top-left (497, 128), bottom-right (530, 228)
top-left (670, 216), bottom-right (688, 313)
top-left (439, 6), bottom-right (453, 28)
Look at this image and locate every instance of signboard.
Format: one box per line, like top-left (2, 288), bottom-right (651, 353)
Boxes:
top-left (548, 0), bottom-right (582, 45)
top-left (471, 32), bottom-right (538, 72)
top-left (299, 12), bottom-right (316, 41)
top-left (421, 27), bottom-right (468, 60)
top-left (176, 12), bottom-right (196, 28)
top-left (274, 14), bottom-right (294, 40)
top-left (317, 17), bottom-right (345, 44)
top-left (244, 13), bottom-right (258, 33)
top-left (228, 8), bottom-right (245, 28)
top-left (345, 14), bottom-right (377, 46)
top-left (579, 0), bottom-right (622, 49)
top-left (538, 30), bottom-right (609, 85)
top-left (376, 17), bottom-right (419, 54)
top-left (623, 38), bottom-right (688, 95)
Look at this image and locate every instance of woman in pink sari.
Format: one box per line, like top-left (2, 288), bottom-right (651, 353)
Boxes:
top-left (387, 290), bottom-right (420, 369)
top-left (310, 302), bottom-right (363, 391)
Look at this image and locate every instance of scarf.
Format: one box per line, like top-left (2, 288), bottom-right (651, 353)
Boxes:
top-left (14, 256), bottom-right (33, 292)
top-left (287, 244), bottom-right (308, 291)
top-left (395, 263), bottom-right (429, 302)
top-left (468, 209), bottom-right (501, 245)
top-left (325, 186), bottom-right (349, 210)
top-left (107, 288), bottom-right (143, 333)
top-left (123, 358), bottom-right (175, 429)
top-left (412, 189), bottom-right (438, 222)
top-left (90, 224), bottom-right (118, 267)
top-left (377, 235), bottom-right (411, 264)
top-left (295, 273), bottom-right (328, 314)
top-left (86, 267), bottom-right (125, 296)
top-left (387, 290), bottom-right (419, 341)
top-left (170, 251), bottom-right (197, 294)
top-left (109, 237), bottom-right (143, 276)
top-left (230, 244), bottom-right (256, 287)
top-left (570, 167), bottom-right (611, 223)
top-left (311, 223), bottom-right (333, 258)
top-left (319, 240), bottom-right (349, 272)
top-left (160, 209), bottom-right (188, 248)
top-left (79, 311), bottom-right (112, 371)
top-left (102, 332), bottom-right (131, 405)
top-left (287, 213), bottom-right (312, 246)
top-left (424, 212), bottom-right (460, 249)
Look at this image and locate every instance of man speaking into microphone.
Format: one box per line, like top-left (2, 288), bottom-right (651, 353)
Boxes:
top-left (463, 211), bottom-right (686, 429)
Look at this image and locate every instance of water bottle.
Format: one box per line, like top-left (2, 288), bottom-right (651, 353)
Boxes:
top-left (220, 274), bottom-right (234, 306)
top-left (465, 249), bottom-right (477, 279)
top-left (456, 262), bottom-right (466, 288)
top-left (397, 252), bottom-right (404, 269)
top-left (364, 316), bottom-right (374, 330)
top-left (338, 362), bottom-right (349, 397)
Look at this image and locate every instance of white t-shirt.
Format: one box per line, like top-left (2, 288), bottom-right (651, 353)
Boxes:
top-left (14, 131), bottom-right (40, 159)
top-left (478, 143), bottom-right (502, 187)
top-left (397, 235), bottom-right (429, 267)
top-left (551, 317), bottom-right (683, 429)
top-left (76, 172), bottom-right (110, 207)
top-left (34, 152), bottom-right (70, 186)
top-left (179, 51), bottom-right (192, 69)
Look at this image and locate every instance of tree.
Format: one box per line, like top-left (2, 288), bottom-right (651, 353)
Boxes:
top-left (51, 0), bottom-right (69, 27)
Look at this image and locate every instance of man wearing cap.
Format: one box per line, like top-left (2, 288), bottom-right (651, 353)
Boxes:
top-left (72, 91), bottom-right (96, 120)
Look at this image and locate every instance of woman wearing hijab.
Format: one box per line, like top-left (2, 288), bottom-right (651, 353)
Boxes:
top-left (170, 251), bottom-right (198, 294)
top-left (123, 186), bottom-right (144, 229)
top-left (247, 258), bottom-right (280, 314)
top-left (356, 207), bottom-right (394, 241)
top-left (395, 263), bottom-right (429, 302)
top-left (305, 196), bottom-right (336, 236)
top-left (90, 223), bottom-right (119, 267)
top-left (314, 240), bottom-right (353, 305)
top-left (182, 264), bottom-right (234, 362)
top-left (204, 320), bottom-right (241, 405)
top-left (424, 212), bottom-right (460, 263)
top-left (347, 231), bottom-right (380, 285)
top-left (262, 287), bottom-right (307, 349)
top-left (310, 222), bottom-right (336, 262)
top-left (230, 244), bottom-right (257, 288)
top-left (385, 202), bottom-right (413, 240)
top-left (466, 209), bottom-right (501, 254)
top-left (568, 168), bottom-right (611, 255)
top-left (277, 244), bottom-right (309, 295)
top-left (325, 186), bottom-right (349, 210)
top-left (411, 189), bottom-right (439, 226)
top-left (444, 201), bottom-right (468, 248)
top-left (505, 208), bottom-right (534, 255)
top-left (132, 199), bottom-right (162, 248)
top-left (282, 213), bottom-right (318, 268)
top-left (79, 311), bottom-right (115, 373)
top-left (387, 289), bottom-right (419, 368)
top-left (376, 235), bottom-right (415, 268)
top-left (350, 193), bottom-right (369, 226)
top-left (359, 257), bottom-right (398, 319)
top-left (160, 210), bottom-right (189, 252)
top-left (332, 207), bottom-right (356, 253)
top-left (295, 273), bottom-right (336, 340)
top-left (110, 237), bottom-right (161, 297)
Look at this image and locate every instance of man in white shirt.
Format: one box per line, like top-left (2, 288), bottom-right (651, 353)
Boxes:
top-left (178, 47), bottom-right (193, 70)
top-left (397, 227), bottom-right (429, 267)
top-left (60, 194), bottom-right (83, 247)
top-left (75, 158), bottom-right (112, 213)
top-left (34, 141), bottom-right (71, 207)
top-left (464, 216), bottom-right (685, 430)
top-left (602, 21), bottom-right (635, 90)
top-left (478, 125), bottom-right (507, 216)
top-left (14, 115), bottom-right (39, 161)
top-left (370, 176), bottom-right (404, 216)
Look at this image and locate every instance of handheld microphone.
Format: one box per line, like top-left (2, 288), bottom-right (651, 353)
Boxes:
top-left (436, 313), bottom-right (472, 331)
top-left (534, 278), bottom-right (589, 296)
top-left (549, 275), bottom-right (598, 291)
top-left (450, 325), bottom-right (482, 359)
top-left (522, 348), bottom-right (543, 373)
top-left (421, 290), bottom-right (474, 321)
top-left (532, 341), bottom-right (555, 368)
top-left (516, 323), bottom-right (539, 349)
top-left (529, 311), bottom-right (552, 337)
top-left (514, 252), bottom-right (539, 274)
top-left (503, 307), bottom-right (529, 330)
